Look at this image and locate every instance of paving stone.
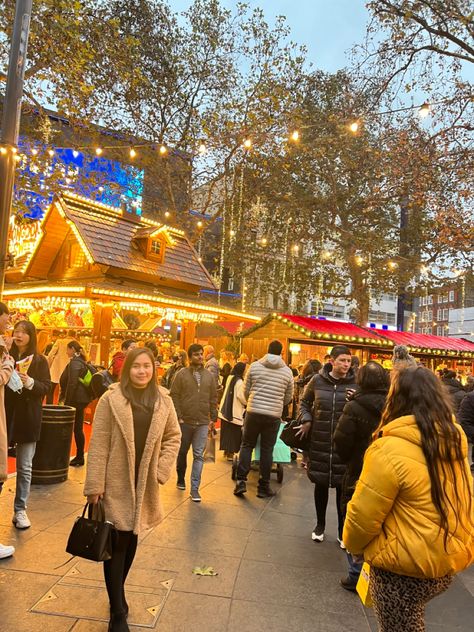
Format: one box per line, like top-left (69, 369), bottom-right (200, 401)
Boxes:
top-left (168, 498), bottom-right (264, 530)
top-left (141, 516), bottom-right (251, 558)
top-left (155, 591), bottom-right (231, 632)
top-left (243, 530), bottom-right (347, 571)
top-left (0, 529), bottom-right (76, 576)
top-left (227, 599), bottom-right (371, 632)
top-left (0, 521), bottom-right (42, 545)
top-left (0, 499), bottom-right (83, 531)
top-left (234, 559), bottom-right (364, 613)
top-left (425, 575), bottom-right (474, 627)
top-left (254, 508), bottom-right (320, 539)
top-left (0, 569), bottom-right (74, 632)
top-left (134, 544), bottom-right (240, 597)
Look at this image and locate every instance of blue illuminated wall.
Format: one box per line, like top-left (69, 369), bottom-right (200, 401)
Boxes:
top-left (16, 137), bottom-right (144, 220)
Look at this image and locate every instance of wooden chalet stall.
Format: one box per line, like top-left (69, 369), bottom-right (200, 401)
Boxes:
top-left (366, 329), bottom-right (474, 378)
top-left (240, 314), bottom-right (474, 377)
top-left (240, 313), bottom-right (389, 365)
top-left (5, 192), bottom-right (260, 365)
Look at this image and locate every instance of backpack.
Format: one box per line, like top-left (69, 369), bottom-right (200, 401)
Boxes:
top-left (78, 362), bottom-right (98, 388)
top-left (90, 369), bottom-right (114, 399)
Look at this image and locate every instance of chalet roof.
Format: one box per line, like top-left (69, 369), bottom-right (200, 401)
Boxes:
top-left (369, 328), bottom-right (474, 353)
top-left (52, 193), bottom-right (215, 290)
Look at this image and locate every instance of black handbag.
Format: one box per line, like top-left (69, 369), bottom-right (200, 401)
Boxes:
top-left (66, 500), bottom-right (114, 562)
top-left (280, 419), bottom-right (311, 451)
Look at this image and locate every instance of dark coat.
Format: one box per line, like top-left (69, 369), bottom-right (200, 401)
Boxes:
top-left (299, 365), bottom-right (357, 487)
top-left (170, 366), bottom-right (218, 426)
top-left (6, 354), bottom-right (51, 444)
top-left (60, 355), bottom-right (92, 407)
top-left (442, 378), bottom-right (465, 413)
top-left (333, 389), bottom-right (387, 513)
top-left (459, 391), bottom-right (474, 442)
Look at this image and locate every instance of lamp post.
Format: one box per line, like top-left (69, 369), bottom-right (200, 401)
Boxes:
top-left (0, 0), bottom-right (32, 298)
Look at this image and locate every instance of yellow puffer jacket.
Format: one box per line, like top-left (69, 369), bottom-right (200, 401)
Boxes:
top-left (343, 415), bottom-right (474, 578)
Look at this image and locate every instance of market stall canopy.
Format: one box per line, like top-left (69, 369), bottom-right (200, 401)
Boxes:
top-left (20, 192), bottom-right (216, 292)
top-left (368, 328), bottom-right (474, 356)
top-left (241, 313), bottom-right (386, 346)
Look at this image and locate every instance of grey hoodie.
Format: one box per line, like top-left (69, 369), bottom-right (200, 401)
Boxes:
top-left (243, 353), bottom-right (294, 418)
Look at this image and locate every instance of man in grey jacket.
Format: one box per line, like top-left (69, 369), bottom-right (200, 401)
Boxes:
top-left (234, 340), bottom-right (293, 498)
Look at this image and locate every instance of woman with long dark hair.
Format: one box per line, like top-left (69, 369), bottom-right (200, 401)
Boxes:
top-left (6, 320), bottom-right (51, 530)
top-left (59, 340), bottom-right (91, 467)
top-left (333, 361), bottom-right (389, 589)
top-left (344, 366), bottom-right (473, 632)
top-left (218, 361), bottom-right (247, 459)
top-left (84, 347), bottom-right (181, 632)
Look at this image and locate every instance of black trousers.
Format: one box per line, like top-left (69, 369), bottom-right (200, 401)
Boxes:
top-left (104, 530), bottom-right (138, 614)
top-left (314, 482), bottom-right (343, 537)
top-left (73, 405), bottom-right (86, 459)
top-left (46, 382), bottom-right (57, 405)
top-left (237, 412), bottom-right (280, 485)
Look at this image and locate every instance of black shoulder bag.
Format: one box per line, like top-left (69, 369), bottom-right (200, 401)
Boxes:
top-left (66, 500), bottom-right (114, 562)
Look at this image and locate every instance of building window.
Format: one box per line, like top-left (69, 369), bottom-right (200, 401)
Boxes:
top-left (449, 290), bottom-right (455, 302)
top-left (228, 277), bottom-right (234, 291)
top-left (428, 295), bottom-right (433, 305)
top-left (427, 310), bottom-right (433, 321)
top-left (150, 240), bottom-right (162, 255)
top-left (443, 294), bottom-right (449, 303)
top-left (437, 325), bottom-right (444, 336)
top-left (443, 308), bottom-right (449, 321)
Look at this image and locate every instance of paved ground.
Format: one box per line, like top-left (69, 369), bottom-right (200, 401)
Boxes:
top-left (0, 454), bottom-right (473, 631)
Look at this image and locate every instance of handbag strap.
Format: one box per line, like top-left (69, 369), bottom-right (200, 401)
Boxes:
top-left (87, 499), bottom-right (105, 522)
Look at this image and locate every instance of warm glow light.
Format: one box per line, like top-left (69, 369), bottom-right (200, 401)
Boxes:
top-left (322, 250), bottom-right (332, 259)
top-left (261, 237), bottom-right (268, 246)
top-left (419, 102), bottom-right (431, 118)
top-left (388, 261), bottom-right (398, 269)
top-left (197, 220), bottom-right (203, 228)
top-left (349, 121), bottom-right (359, 133)
top-left (129, 147), bottom-right (137, 158)
top-left (11, 147), bottom-right (17, 154)
top-left (292, 244), bottom-right (300, 254)
top-left (159, 145), bottom-right (167, 155)
top-left (243, 138), bottom-right (252, 149)
top-left (0, 147), bottom-right (7, 155)
top-left (198, 143), bottom-right (207, 154)
top-left (230, 229), bottom-right (235, 237)
top-left (355, 255), bottom-right (363, 265)
top-left (95, 147), bottom-right (103, 156)
top-left (290, 130), bottom-right (300, 142)
top-left (14, 154), bottom-right (22, 162)
top-left (48, 148), bottom-right (55, 157)
top-left (164, 211), bottom-right (170, 218)
top-left (31, 147), bottom-right (38, 156)
top-left (73, 150), bottom-right (79, 158)
top-left (289, 343), bottom-right (301, 354)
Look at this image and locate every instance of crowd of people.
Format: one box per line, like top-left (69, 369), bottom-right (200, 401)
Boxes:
top-left (0, 303), bottom-right (473, 632)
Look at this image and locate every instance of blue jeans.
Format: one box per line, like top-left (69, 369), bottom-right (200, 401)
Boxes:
top-left (346, 551), bottom-right (363, 584)
top-left (15, 442), bottom-right (36, 512)
top-left (176, 423), bottom-right (209, 491)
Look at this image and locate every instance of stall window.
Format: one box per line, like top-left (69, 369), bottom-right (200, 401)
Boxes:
top-left (69, 242), bottom-right (86, 269)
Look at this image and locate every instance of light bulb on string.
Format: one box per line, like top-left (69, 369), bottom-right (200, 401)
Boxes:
top-left (261, 237), bottom-right (268, 246)
top-left (14, 154), bottom-right (22, 162)
top-left (349, 121), bottom-right (359, 133)
top-left (388, 261), bottom-right (398, 270)
top-left (290, 130), bottom-right (300, 142)
top-left (292, 244), bottom-right (300, 254)
top-left (47, 148), bottom-right (55, 157)
top-left (0, 147), bottom-right (7, 155)
top-left (72, 149), bottom-right (80, 158)
top-left (164, 211), bottom-right (170, 219)
top-left (198, 143), bottom-right (207, 155)
top-left (95, 147), bottom-right (103, 156)
top-left (230, 229), bottom-right (235, 237)
top-left (159, 145), bottom-right (167, 155)
top-left (243, 138), bottom-right (252, 149)
top-left (419, 103), bottom-right (431, 118)
top-left (197, 220), bottom-right (203, 228)
top-left (31, 147), bottom-right (38, 156)
top-left (129, 146), bottom-right (137, 158)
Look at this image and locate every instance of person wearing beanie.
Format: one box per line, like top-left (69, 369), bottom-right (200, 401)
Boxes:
top-left (233, 340), bottom-right (293, 498)
top-left (392, 345), bottom-right (417, 368)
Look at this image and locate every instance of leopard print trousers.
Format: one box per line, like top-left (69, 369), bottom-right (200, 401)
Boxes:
top-left (370, 566), bottom-right (452, 632)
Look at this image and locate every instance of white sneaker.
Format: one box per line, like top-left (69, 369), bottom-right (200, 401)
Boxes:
top-left (337, 537), bottom-right (346, 550)
top-left (0, 543), bottom-right (15, 559)
top-left (311, 525), bottom-right (325, 542)
top-left (13, 510), bottom-right (31, 529)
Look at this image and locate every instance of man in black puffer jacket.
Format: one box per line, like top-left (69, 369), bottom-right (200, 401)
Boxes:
top-left (441, 370), bottom-right (465, 415)
top-left (298, 345), bottom-right (356, 544)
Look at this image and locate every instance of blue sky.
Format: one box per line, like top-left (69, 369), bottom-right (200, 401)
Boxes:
top-left (170, 0), bottom-right (369, 72)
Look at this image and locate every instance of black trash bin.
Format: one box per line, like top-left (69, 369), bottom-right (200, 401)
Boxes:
top-left (32, 405), bottom-right (76, 485)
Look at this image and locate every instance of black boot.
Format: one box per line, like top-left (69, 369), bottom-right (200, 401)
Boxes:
top-left (108, 612), bottom-right (130, 632)
top-left (256, 481), bottom-right (276, 498)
